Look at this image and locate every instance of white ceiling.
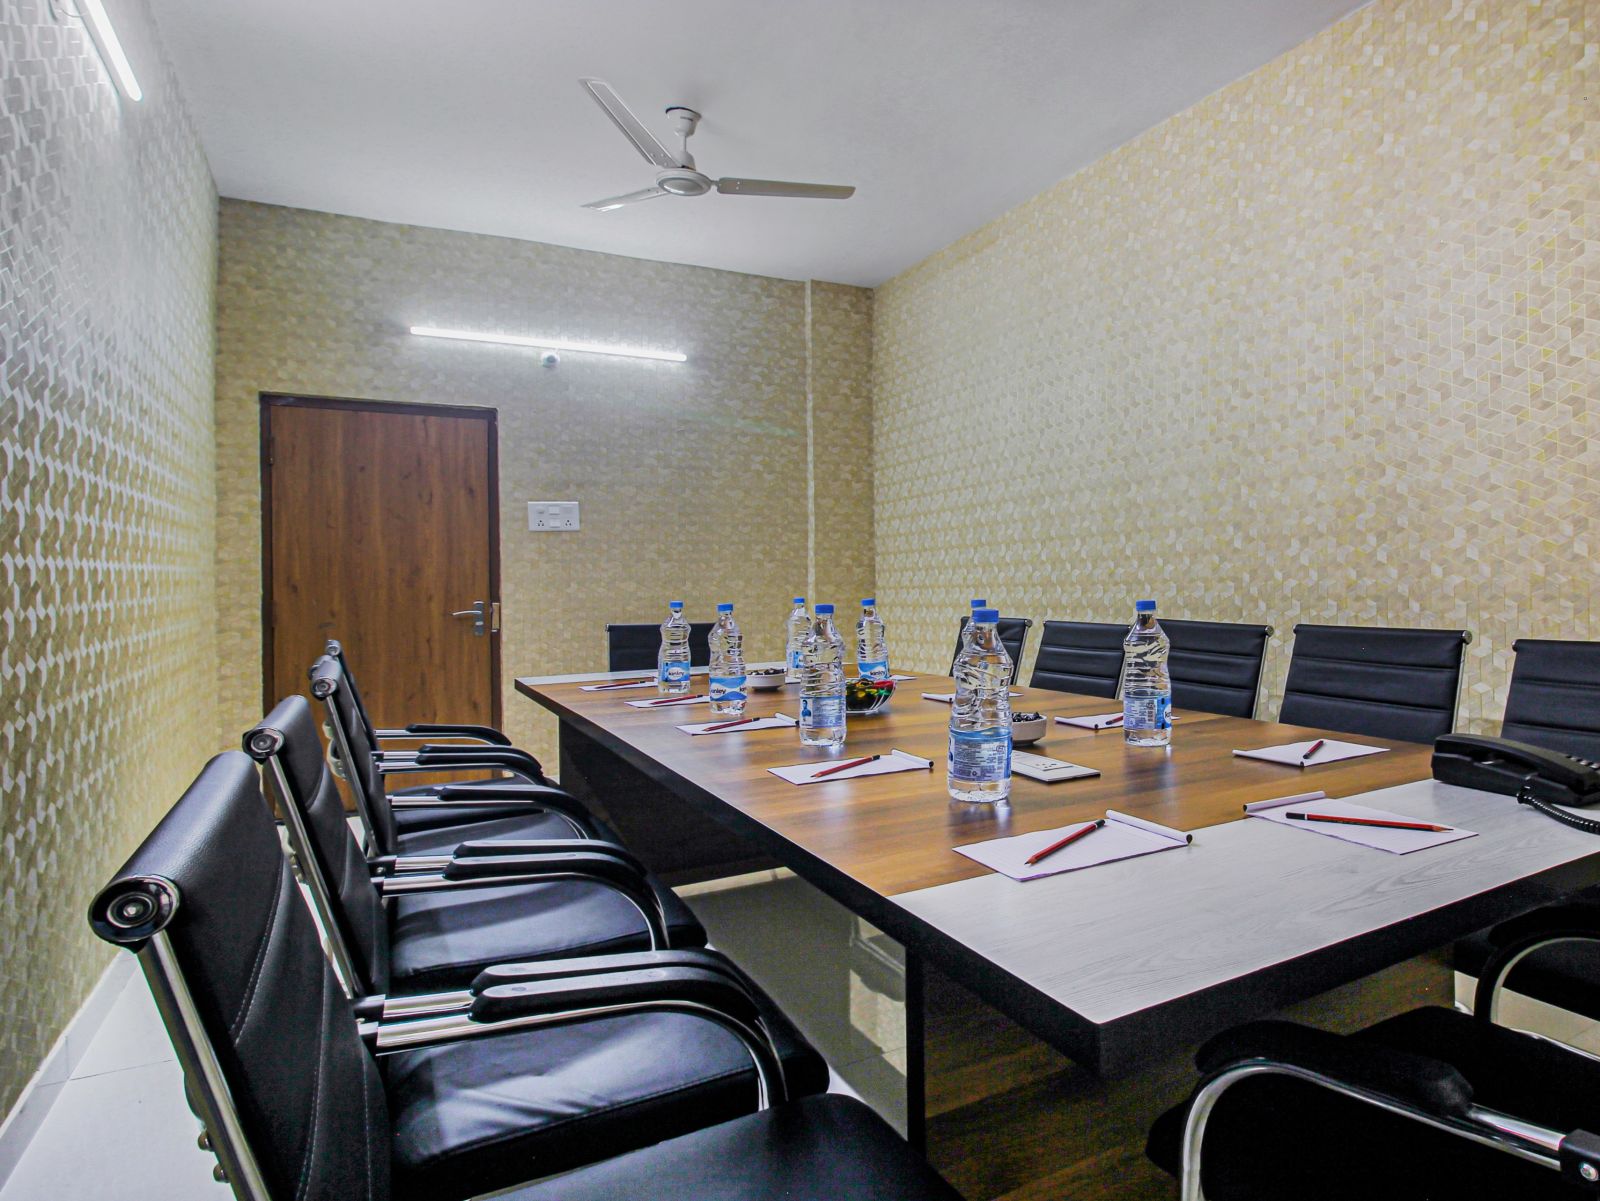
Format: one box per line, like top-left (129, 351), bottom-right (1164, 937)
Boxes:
top-left (146, 0), bottom-right (1364, 287)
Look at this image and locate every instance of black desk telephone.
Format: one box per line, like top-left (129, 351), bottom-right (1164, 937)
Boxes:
top-left (1433, 734), bottom-right (1600, 832)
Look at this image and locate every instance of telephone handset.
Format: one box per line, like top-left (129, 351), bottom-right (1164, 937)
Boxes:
top-left (1433, 734), bottom-right (1600, 833)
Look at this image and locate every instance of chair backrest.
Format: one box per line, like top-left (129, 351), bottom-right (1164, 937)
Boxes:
top-left (1278, 623), bottom-right (1471, 743)
top-left (248, 693), bottom-right (391, 998)
top-left (1029, 620), bottom-right (1125, 697)
top-left (607, 621), bottom-right (715, 672)
top-left (311, 653), bottom-right (401, 857)
top-left (950, 617), bottom-right (1033, 685)
top-left (1162, 619), bottom-right (1274, 719)
top-left (89, 753), bottom-right (392, 1201)
top-left (327, 637), bottom-right (379, 747)
top-left (1500, 639), bottom-right (1600, 759)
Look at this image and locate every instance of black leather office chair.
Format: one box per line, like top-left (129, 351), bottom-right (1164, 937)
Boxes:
top-left (248, 694), bottom-right (717, 993)
top-left (1028, 619), bottom-right (1124, 697)
top-left (1454, 640), bottom-right (1600, 1022)
top-left (950, 616), bottom-right (1033, 685)
top-left (1277, 623), bottom-right (1471, 742)
top-left (90, 753), bottom-right (857, 1200)
top-left (1162, 618), bottom-right (1274, 718)
top-left (608, 621), bottom-right (714, 672)
top-left (1146, 1000), bottom-right (1600, 1200)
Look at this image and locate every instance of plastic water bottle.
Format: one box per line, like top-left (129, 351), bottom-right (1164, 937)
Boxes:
top-left (949, 608), bottom-right (1012, 803)
top-left (799, 604), bottom-right (846, 749)
top-left (657, 601), bottom-right (691, 695)
top-left (1121, 599), bottom-right (1172, 747)
top-left (784, 597), bottom-right (809, 683)
top-left (856, 598), bottom-right (889, 680)
top-left (708, 603), bottom-right (747, 717)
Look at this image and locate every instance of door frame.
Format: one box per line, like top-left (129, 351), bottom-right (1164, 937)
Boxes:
top-left (259, 392), bottom-right (503, 725)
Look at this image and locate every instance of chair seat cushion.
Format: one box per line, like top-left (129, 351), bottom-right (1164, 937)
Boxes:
top-left (394, 808), bottom-right (590, 856)
top-left (386, 1004), bottom-right (830, 1200)
top-left (500, 1094), bottom-right (960, 1201)
top-left (387, 877), bottom-right (707, 991)
top-left (1147, 1006), bottom-right (1600, 1200)
top-left (1455, 887), bottom-right (1600, 1023)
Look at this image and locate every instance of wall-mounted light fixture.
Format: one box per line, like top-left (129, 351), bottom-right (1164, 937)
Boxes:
top-left (409, 325), bottom-right (687, 364)
top-left (79, 0), bottom-right (143, 101)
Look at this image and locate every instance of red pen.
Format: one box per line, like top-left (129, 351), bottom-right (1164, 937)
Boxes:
top-left (1300, 739), bottom-right (1326, 764)
top-left (646, 693), bottom-right (707, 706)
top-left (1101, 715), bottom-right (1123, 728)
top-left (1286, 812), bottom-right (1449, 833)
top-left (1025, 819), bottom-right (1106, 865)
top-left (591, 678), bottom-right (655, 690)
top-left (702, 716), bottom-right (759, 732)
top-left (811, 754), bottom-right (880, 779)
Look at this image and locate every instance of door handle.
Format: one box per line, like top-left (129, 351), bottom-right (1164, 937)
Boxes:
top-left (450, 601), bottom-right (487, 637)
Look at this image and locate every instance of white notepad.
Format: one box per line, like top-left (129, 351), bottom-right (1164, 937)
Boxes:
top-left (954, 810), bottom-right (1192, 882)
top-left (1244, 790), bottom-right (1476, 855)
top-left (921, 691), bottom-right (1021, 702)
top-left (677, 713), bottom-right (797, 736)
top-left (625, 694), bottom-right (711, 709)
top-left (1232, 739), bottom-right (1387, 767)
top-left (768, 748), bottom-right (934, 786)
top-left (848, 674), bottom-right (918, 683)
top-left (580, 679), bottom-right (656, 692)
top-left (1011, 751), bottom-right (1100, 784)
top-left (1056, 711), bottom-right (1181, 730)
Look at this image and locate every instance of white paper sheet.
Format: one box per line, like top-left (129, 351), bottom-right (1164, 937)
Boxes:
top-left (921, 691), bottom-right (1020, 702)
top-left (1056, 712), bottom-right (1125, 730)
top-left (1244, 791), bottom-right (1475, 854)
top-left (625, 694), bottom-right (711, 709)
top-left (677, 713), bottom-right (798, 736)
top-left (768, 748), bottom-right (935, 786)
top-left (1232, 739), bottom-right (1388, 767)
top-left (954, 809), bottom-right (1192, 882)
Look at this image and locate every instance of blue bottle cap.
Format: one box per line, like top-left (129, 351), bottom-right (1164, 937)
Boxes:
top-left (861, 597), bottom-right (875, 607)
top-left (1135, 599), bottom-right (1157, 612)
top-left (970, 598), bottom-right (987, 608)
top-left (793, 597), bottom-right (805, 605)
top-left (973, 607), bottom-right (999, 623)
top-left (669, 601), bottom-right (684, 609)
top-left (815, 603), bottom-right (834, 615)
top-left (716, 602), bottom-right (734, 612)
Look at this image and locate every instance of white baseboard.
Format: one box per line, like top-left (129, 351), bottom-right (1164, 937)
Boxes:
top-left (0, 953), bottom-right (135, 1189)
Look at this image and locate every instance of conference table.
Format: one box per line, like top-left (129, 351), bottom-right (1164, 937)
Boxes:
top-left (516, 669), bottom-right (1600, 1134)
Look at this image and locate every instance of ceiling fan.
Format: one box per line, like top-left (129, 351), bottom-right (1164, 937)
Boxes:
top-left (578, 78), bottom-right (856, 212)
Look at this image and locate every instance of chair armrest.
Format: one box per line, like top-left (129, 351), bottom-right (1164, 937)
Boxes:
top-left (451, 838), bottom-right (642, 872)
top-left (387, 782), bottom-right (600, 838)
top-left (379, 848), bottom-right (669, 949)
top-left (412, 746), bottom-right (547, 779)
top-left (1474, 903), bottom-right (1600, 1024)
top-left (469, 948), bottom-right (748, 995)
top-left (375, 722), bottom-right (512, 746)
top-left (367, 964), bottom-right (787, 1107)
top-left (1197, 1020), bottom-right (1472, 1119)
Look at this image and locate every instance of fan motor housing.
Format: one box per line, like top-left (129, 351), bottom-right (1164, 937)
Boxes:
top-left (657, 169), bottom-right (712, 197)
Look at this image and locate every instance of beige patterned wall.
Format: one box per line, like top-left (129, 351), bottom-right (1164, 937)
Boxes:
top-left (216, 201), bottom-right (872, 767)
top-left (809, 280), bottom-right (876, 610)
top-left (0, 0), bottom-right (217, 1116)
top-left (874, 0), bottom-right (1599, 733)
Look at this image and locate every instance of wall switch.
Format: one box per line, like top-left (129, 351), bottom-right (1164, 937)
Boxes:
top-left (528, 501), bottom-right (580, 531)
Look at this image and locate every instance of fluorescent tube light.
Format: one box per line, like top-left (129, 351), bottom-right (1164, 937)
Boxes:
top-left (410, 325), bottom-right (687, 363)
top-left (81, 0), bottom-right (143, 101)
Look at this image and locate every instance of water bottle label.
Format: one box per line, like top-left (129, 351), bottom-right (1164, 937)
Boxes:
top-left (1123, 695), bottom-right (1172, 730)
top-left (788, 650), bottom-right (803, 673)
top-left (857, 659), bottom-right (889, 681)
top-left (947, 727), bottom-right (1012, 784)
top-left (709, 675), bottom-right (747, 703)
top-left (800, 696), bottom-right (845, 727)
top-left (659, 662), bottom-right (689, 686)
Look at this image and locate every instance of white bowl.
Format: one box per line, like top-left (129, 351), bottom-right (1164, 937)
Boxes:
top-left (746, 669), bottom-right (788, 691)
top-left (1010, 714), bottom-right (1048, 746)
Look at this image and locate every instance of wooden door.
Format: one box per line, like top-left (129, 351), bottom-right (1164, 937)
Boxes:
top-left (262, 396), bottom-right (500, 741)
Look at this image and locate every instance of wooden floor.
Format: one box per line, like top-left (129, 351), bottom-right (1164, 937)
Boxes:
top-left (921, 950), bottom-right (1456, 1200)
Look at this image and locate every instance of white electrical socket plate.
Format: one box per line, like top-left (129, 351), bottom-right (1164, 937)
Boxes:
top-left (528, 501), bottom-right (580, 531)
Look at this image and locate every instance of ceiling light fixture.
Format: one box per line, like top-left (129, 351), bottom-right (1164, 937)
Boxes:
top-left (80, 0), bottom-right (143, 101)
top-left (409, 325), bottom-right (687, 363)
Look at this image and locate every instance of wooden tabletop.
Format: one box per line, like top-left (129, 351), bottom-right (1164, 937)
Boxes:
top-left (515, 673), bottom-right (1434, 899)
top-left (517, 670), bottom-right (1600, 1072)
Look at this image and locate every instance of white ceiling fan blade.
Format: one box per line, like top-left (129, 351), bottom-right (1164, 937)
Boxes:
top-left (716, 178), bottom-right (855, 200)
top-left (582, 186), bottom-right (671, 212)
top-left (580, 79), bottom-right (680, 169)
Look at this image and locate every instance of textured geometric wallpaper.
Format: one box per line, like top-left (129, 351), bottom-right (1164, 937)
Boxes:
top-left (215, 202), bottom-right (873, 768)
top-left (875, 0), bottom-right (1599, 733)
top-left (0, 0), bottom-right (217, 1116)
